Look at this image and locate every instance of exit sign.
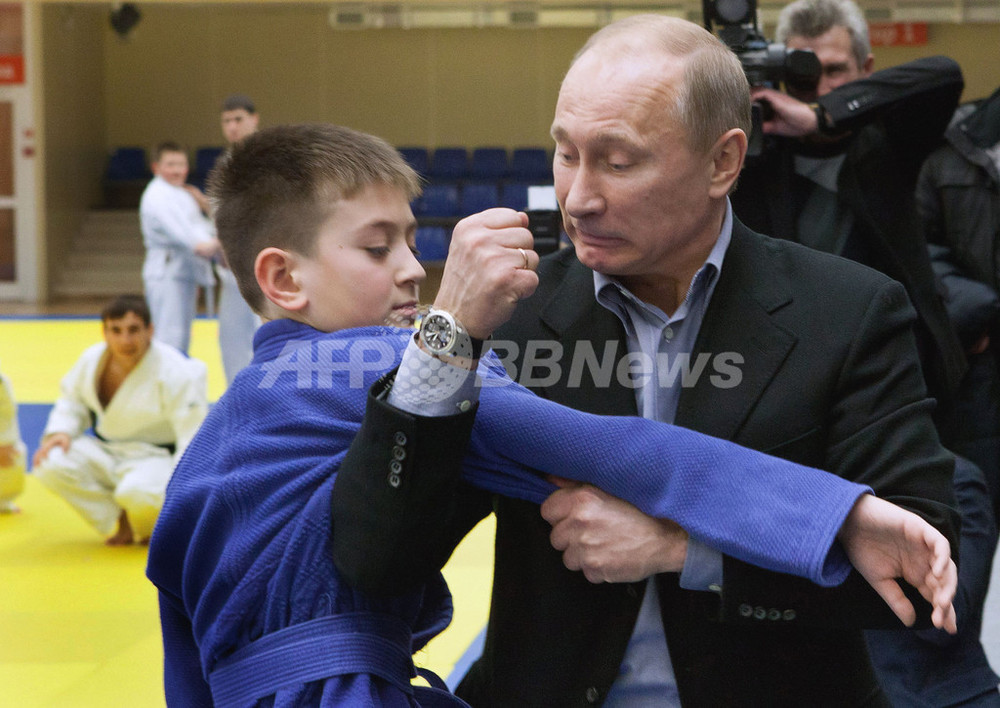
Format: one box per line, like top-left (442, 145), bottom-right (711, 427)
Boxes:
top-left (869, 22), bottom-right (928, 46)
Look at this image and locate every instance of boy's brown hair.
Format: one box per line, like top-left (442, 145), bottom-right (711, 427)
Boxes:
top-left (208, 123), bottom-right (421, 312)
top-left (153, 141), bottom-right (186, 163)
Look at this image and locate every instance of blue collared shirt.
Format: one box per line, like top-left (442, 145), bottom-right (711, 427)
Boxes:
top-left (600, 202), bottom-right (734, 707)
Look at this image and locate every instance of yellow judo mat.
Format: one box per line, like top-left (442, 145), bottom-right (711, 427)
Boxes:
top-left (0, 316), bottom-right (494, 707)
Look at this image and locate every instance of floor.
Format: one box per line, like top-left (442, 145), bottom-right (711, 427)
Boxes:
top-left (0, 311), bottom-right (493, 707)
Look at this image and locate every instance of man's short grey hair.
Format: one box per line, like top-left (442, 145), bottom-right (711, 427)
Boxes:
top-left (572, 14), bottom-right (751, 155)
top-left (775, 0), bottom-right (871, 69)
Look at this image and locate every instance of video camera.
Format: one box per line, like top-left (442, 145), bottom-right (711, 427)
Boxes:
top-left (703, 0), bottom-right (821, 155)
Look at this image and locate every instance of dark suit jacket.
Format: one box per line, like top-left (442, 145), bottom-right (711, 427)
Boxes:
top-left (334, 223), bottom-right (959, 707)
top-left (732, 56), bottom-right (967, 442)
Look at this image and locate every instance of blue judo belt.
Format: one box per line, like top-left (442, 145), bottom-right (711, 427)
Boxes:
top-left (208, 612), bottom-right (466, 707)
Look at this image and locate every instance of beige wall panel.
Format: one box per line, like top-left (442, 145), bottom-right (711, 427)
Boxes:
top-left (101, 5), bottom-right (1000, 154)
top-left (871, 23), bottom-right (1000, 101)
top-left (41, 5), bottom-right (106, 287)
top-left (100, 5), bottom-right (590, 152)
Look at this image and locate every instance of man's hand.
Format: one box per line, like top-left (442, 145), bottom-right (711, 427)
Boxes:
top-left (433, 208), bottom-right (539, 340)
top-left (750, 87), bottom-right (820, 137)
top-left (838, 494), bottom-right (958, 634)
top-left (193, 237), bottom-right (222, 259)
top-left (32, 432), bottom-right (71, 468)
top-left (184, 184), bottom-right (211, 215)
top-left (541, 477), bottom-right (688, 583)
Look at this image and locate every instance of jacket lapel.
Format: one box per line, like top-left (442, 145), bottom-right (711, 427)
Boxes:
top-left (536, 257), bottom-right (638, 417)
top-left (676, 223), bottom-right (798, 442)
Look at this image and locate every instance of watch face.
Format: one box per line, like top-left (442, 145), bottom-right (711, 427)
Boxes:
top-left (421, 312), bottom-right (455, 353)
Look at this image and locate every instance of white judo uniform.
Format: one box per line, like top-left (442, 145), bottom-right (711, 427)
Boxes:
top-left (0, 368), bottom-right (26, 512)
top-left (33, 341), bottom-right (208, 539)
top-left (216, 264), bottom-right (260, 385)
top-left (139, 176), bottom-right (216, 354)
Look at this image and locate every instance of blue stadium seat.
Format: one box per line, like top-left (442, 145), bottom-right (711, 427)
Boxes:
top-left (460, 182), bottom-right (500, 216)
top-left (500, 181), bottom-right (530, 211)
top-left (470, 147), bottom-right (509, 180)
top-left (429, 147), bottom-right (469, 181)
top-left (416, 226), bottom-right (450, 261)
top-left (415, 183), bottom-right (460, 217)
top-left (195, 146), bottom-right (224, 174)
top-left (511, 147), bottom-right (552, 183)
top-left (105, 147), bottom-right (150, 181)
top-left (398, 147), bottom-right (430, 177)
top-left (104, 147), bottom-right (152, 208)
top-left (190, 146), bottom-right (225, 191)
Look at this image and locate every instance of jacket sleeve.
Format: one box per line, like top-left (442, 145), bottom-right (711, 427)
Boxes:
top-left (819, 55), bottom-right (963, 163)
top-left (331, 372), bottom-right (491, 595)
top-left (141, 185), bottom-right (216, 253)
top-left (42, 353), bottom-right (93, 440)
top-left (166, 359), bottom-right (209, 464)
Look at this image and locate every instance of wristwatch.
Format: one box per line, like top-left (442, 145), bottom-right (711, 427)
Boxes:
top-left (810, 102), bottom-right (835, 134)
top-left (417, 309), bottom-right (487, 359)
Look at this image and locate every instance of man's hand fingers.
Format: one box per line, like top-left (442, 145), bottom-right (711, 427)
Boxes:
top-left (872, 578), bottom-right (916, 627)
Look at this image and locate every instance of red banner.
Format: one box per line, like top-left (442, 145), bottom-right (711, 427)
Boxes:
top-left (868, 22), bottom-right (928, 46)
top-left (0, 55), bottom-right (23, 84)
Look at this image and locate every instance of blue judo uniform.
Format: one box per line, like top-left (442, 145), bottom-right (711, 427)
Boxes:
top-left (147, 319), bottom-right (869, 707)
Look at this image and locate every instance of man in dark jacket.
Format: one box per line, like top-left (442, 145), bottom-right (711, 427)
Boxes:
top-left (334, 13), bottom-right (959, 707)
top-left (920, 87), bottom-right (1000, 509)
top-left (731, 0), bottom-right (966, 441)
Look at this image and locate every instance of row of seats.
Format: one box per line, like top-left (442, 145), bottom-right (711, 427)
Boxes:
top-left (102, 144), bottom-right (553, 218)
top-left (106, 145), bottom-right (552, 188)
top-left (399, 145), bottom-right (552, 183)
top-left (105, 145), bottom-right (225, 183)
top-left (414, 180), bottom-right (535, 217)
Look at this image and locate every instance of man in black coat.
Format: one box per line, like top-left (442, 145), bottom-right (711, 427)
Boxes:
top-left (731, 0), bottom-right (967, 441)
top-left (331, 13), bottom-right (959, 707)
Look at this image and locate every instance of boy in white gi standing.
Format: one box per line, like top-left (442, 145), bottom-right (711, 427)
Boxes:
top-left (33, 295), bottom-right (208, 545)
top-left (139, 142), bottom-right (220, 354)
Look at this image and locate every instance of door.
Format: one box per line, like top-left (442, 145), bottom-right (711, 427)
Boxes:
top-left (0, 2), bottom-right (37, 301)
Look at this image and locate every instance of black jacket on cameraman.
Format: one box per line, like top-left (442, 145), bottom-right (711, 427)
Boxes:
top-left (919, 86), bottom-right (1000, 306)
top-left (732, 55), bottom-right (967, 443)
top-left (920, 88), bottom-right (1000, 516)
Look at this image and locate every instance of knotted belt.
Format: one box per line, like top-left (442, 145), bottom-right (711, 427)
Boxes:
top-left (208, 611), bottom-right (465, 706)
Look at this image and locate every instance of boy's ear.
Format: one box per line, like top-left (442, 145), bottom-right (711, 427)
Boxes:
top-left (255, 247), bottom-right (307, 312)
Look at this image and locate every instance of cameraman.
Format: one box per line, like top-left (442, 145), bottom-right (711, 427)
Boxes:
top-left (732, 1), bottom-right (1000, 704)
top-left (730, 0), bottom-right (966, 443)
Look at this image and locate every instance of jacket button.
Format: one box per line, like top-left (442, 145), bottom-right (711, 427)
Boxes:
top-left (753, 606), bottom-right (766, 620)
top-left (783, 609), bottom-right (797, 621)
top-left (585, 686), bottom-right (600, 703)
top-left (739, 603), bottom-right (753, 618)
top-left (767, 609), bottom-right (781, 621)
top-left (394, 431), bottom-right (407, 446)
top-left (388, 472), bottom-right (401, 488)
top-left (392, 445), bottom-right (406, 461)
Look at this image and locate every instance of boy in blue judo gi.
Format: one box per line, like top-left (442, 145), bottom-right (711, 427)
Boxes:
top-left (147, 123), bottom-right (957, 707)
